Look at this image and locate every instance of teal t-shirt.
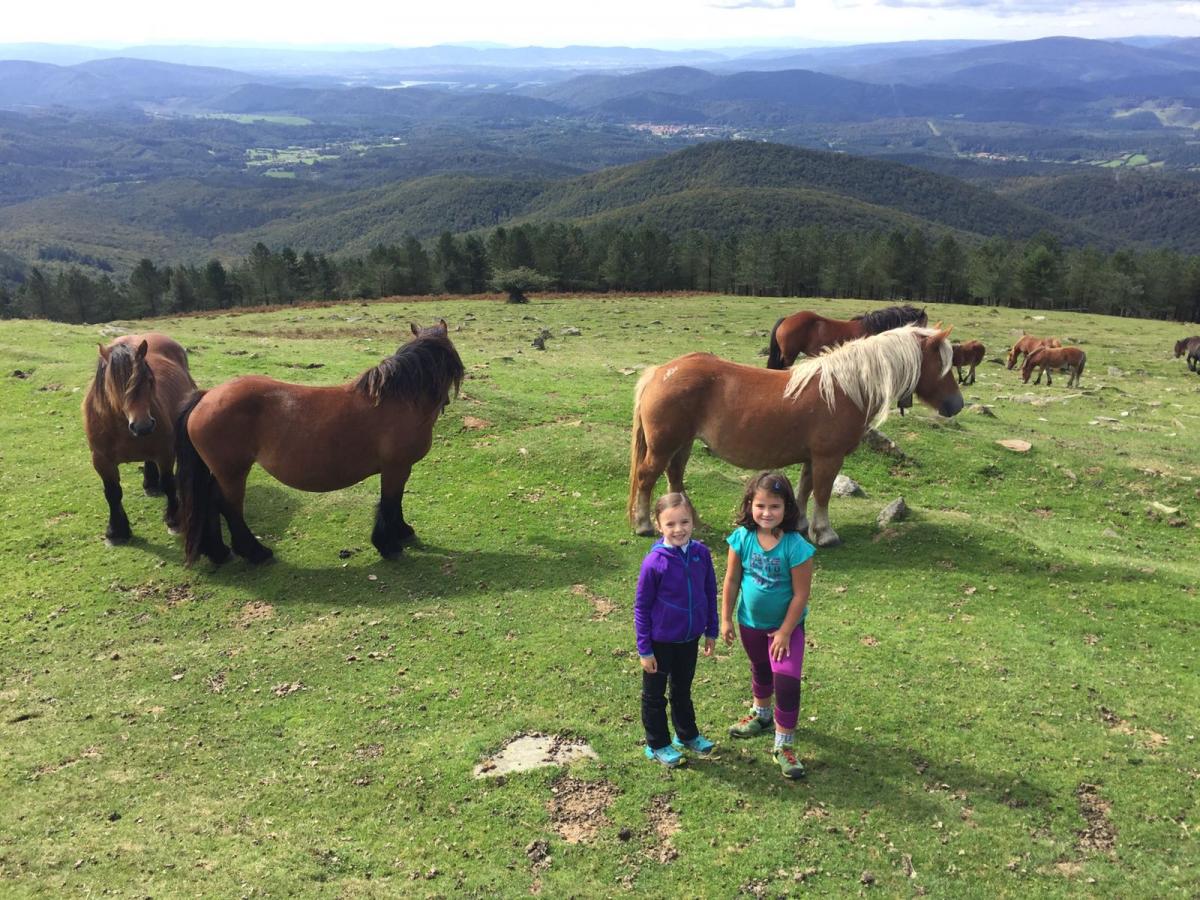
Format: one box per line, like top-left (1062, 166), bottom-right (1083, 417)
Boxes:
top-left (726, 527), bottom-right (815, 630)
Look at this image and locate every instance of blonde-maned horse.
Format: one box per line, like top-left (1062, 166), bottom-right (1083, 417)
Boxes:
top-left (629, 325), bottom-right (963, 547)
top-left (82, 333), bottom-right (197, 543)
top-left (1022, 345), bottom-right (1086, 387)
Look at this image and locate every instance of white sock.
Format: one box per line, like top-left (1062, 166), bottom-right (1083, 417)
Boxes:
top-left (754, 704), bottom-right (772, 722)
top-left (774, 731), bottom-right (794, 750)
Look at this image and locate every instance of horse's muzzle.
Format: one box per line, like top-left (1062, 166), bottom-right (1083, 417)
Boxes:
top-left (129, 417), bottom-right (156, 436)
top-left (939, 395), bottom-right (964, 418)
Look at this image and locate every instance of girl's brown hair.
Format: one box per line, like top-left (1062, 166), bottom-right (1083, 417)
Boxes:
top-left (735, 471), bottom-right (801, 533)
top-left (653, 492), bottom-right (696, 527)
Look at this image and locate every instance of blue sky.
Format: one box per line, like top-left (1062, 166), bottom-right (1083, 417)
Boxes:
top-left (7, 0), bottom-right (1200, 48)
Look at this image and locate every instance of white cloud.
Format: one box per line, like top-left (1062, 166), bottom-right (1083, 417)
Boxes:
top-left (711, 0), bottom-right (795, 8)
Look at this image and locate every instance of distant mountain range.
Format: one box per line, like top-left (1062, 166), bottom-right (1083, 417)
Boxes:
top-left (2, 36), bottom-right (1200, 278)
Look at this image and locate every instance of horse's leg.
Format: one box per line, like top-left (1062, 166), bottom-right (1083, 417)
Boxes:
top-left (215, 472), bottom-right (273, 564)
top-left (967, 365), bottom-right (976, 386)
top-left (808, 455), bottom-right (844, 548)
top-left (795, 461), bottom-right (813, 536)
top-left (142, 460), bottom-right (163, 497)
top-left (373, 465), bottom-right (414, 560)
top-left (93, 454), bottom-right (131, 544)
top-left (156, 453), bottom-right (180, 533)
top-left (633, 445), bottom-right (675, 537)
top-left (665, 446), bottom-right (691, 495)
top-left (1044, 368), bottom-right (1052, 386)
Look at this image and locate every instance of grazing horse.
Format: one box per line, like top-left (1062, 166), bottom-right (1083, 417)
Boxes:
top-left (630, 325), bottom-right (962, 547)
top-left (82, 333), bottom-right (197, 543)
top-left (1006, 334), bottom-right (1061, 370)
top-left (1175, 336), bottom-right (1200, 372)
top-left (1022, 345), bottom-right (1086, 387)
top-left (951, 340), bottom-right (985, 385)
top-left (175, 321), bottom-right (464, 565)
top-left (766, 304), bottom-right (927, 369)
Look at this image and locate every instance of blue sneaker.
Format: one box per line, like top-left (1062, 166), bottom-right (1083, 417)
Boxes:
top-left (672, 734), bottom-right (716, 755)
top-left (644, 744), bottom-right (686, 768)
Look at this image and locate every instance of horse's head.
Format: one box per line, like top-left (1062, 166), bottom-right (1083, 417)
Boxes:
top-left (1021, 347), bottom-right (1044, 383)
top-left (915, 307), bottom-right (929, 328)
top-left (100, 339), bottom-right (157, 435)
top-left (410, 319), bottom-right (449, 339)
top-left (1176, 338), bottom-right (1189, 358)
top-left (914, 327), bottom-right (963, 418)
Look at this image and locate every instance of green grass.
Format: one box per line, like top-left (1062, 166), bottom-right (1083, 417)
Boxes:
top-left (1, 296), bottom-right (1198, 897)
top-left (202, 114), bottom-right (315, 126)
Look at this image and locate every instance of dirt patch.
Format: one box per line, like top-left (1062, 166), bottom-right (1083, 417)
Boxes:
top-left (547, 775), bottom-right (619, 844)
top-left (474, 733), bottom-right (598, 778)
top-left (237, 601), bottom-right (275, 628)
top-left (1075, 783), bottom-right (1116, 854)
top-left (114, 581), bottom-right (198, 606)
top-left (860, 635), bottom-right (880, 647)
top-left (644, 794), bottom-right (680, 863)
top-left (570, 584), bottom-right (617, 621)
top-left (462, 416), bottom-right (492, 430)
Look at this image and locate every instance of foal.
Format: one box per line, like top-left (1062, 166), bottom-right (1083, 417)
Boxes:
top-left (951, 340), bottom-right (985, 385)
top-left (1022, 346), bottom-right (1086, 387)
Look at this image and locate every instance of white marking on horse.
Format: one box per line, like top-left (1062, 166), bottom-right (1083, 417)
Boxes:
top-left (663, 367), bottom-right (678, 381)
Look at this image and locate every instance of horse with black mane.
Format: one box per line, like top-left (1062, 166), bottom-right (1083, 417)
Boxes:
top-left (175, 321), bottom-right (464, 565)
top-left (631, 325), bottom-right (962, 547)
top-left (1174, 336), bottom-right (1200, 372)
top-left (82, 333), bottom-right (197, 544)
top-left (766, 304), bottom-right (927, 369)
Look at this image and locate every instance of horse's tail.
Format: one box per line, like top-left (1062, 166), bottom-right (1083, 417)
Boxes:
top-left (175, 392), bottom-right (218, 566)
top-left (1075, 352), bottom-right (1086, 378)
top-left (766, 317), bottom-right (787, 370)
top-left (628, 367), bottom-right (656, 524)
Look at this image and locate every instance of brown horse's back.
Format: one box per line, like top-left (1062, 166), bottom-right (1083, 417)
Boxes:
top-left (953, 340), bottom-right (985, 367)
top-left (186, 377), bottom-right (436, 493)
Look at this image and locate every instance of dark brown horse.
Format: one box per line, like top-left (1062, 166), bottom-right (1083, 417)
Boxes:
top-left (951, 340), bottom-right (985, 385)
top-left (631, 325), bottom-right (962, 547)
top-left (175, 321), bottom-right (464, 565)
top-left (1175, 336), bottom-right (1200, 372)
top-left (1006, 334), bottom-right (1061, 370)
top-left (1022, 345), bottom-right (1086, 387)
top-left (82, 333), bottom-right (197, 543)
top-left (766, 305), bottom-right (927, 369)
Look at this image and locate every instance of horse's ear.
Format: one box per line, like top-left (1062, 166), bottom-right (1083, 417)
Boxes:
top-left (98, 343), bottom-right (110, 362)
top-left (135, 339), bottom-right (149, 360)
top-left (438, 318), bottom-right (447, 331)
top-left (410, 322), bottom-right (420, 336)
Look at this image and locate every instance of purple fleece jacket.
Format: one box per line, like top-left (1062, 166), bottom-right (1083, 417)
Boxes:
top-left (634, 540), bottom-right (719, 658)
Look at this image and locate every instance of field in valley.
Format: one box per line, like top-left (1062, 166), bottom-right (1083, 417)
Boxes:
top-left (1, 294), bottom-right (1197, 897)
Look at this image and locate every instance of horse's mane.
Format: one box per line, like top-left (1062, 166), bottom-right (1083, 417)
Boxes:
top-left (89, 343), bottom-right (142, 415)
top-left (851, 304), bottom-right (927, 334)
top-left (784, 326), bottom-right (951, 428)
top-left (355, 331), bottom-right (465, 407)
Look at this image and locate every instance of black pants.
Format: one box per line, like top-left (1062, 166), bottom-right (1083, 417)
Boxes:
top-left (641, 637), bottom-right (700, 750)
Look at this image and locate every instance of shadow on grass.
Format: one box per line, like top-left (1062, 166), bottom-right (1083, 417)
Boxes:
top-left (700, 728), bottom-right (1052, 824)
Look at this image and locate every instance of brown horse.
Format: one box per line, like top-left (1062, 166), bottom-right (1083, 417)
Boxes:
top-left (1006, 334), bottom-right (1061, 370)
top-left (1175, 336), bottom-right (1200, 372)
top-left (175, 321), bottom-right (464, 565)
top-left (630, 325), bottom-right (962, 547)
top-left (82, 333), bottom-right (197, 543)
top-left (951, 340), bottom-right (985, 385)
top-left (766, 304), bottom-right (927, 369)
top-left (1022, 345), bottom-right (1086, 387)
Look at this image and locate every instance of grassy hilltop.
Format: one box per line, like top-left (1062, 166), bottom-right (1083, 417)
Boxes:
top-left (1, 295), bottom-right (1197, 897)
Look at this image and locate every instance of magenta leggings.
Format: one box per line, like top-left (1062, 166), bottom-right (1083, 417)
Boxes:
top-left (739, 625), bottom-right (805, 731)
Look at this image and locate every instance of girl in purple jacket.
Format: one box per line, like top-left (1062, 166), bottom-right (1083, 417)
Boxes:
top-left (635, 492), bottom-right (719, 767)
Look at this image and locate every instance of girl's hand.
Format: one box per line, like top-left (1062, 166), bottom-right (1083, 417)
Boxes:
top-left (720, 619), bottom-right (736, 646)
top-left (770, 629), bottom-right (792, 661)
top-left (702, 637), bottom-right (715, 657)
top-left (640, 655), bottom-right (657, 673)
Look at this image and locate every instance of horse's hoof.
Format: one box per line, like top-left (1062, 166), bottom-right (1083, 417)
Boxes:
top-left (378, 548), bottom-right (404, 561)
top-left (143, 487), bottom-right (165, 498)
top-left (243, 546), bottom-right (274, 565)
top-left (634, 525), bottom-right (655, 537)
top-left (397, 529), bottom-right (418, 546)
top-left (167, 526), bottom-right (182, 535)
top-left (104, 534), bottom-right (131, 547)
top-left (816, 535), bottom-right (843, 548)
